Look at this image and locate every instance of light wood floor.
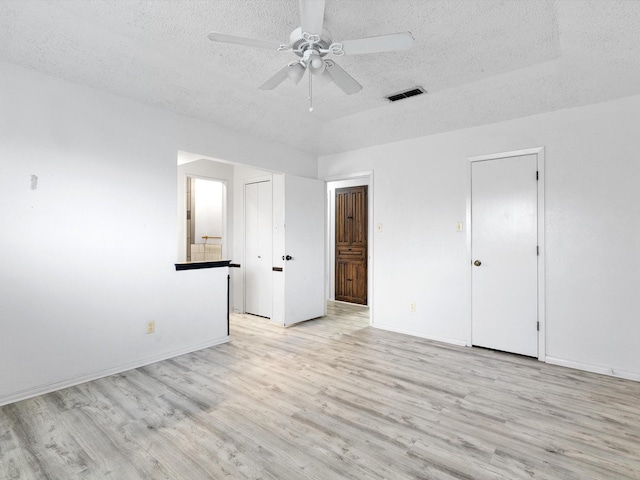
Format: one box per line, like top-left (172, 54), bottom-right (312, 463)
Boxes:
top-left (2, 302), bottom-right (640, 479)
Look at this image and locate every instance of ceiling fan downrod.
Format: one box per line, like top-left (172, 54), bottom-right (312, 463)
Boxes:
top-left (308, 66), bottom-right (313, 112)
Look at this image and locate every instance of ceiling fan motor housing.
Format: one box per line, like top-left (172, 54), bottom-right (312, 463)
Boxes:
top-left (289, 27), bottom-right (332, 57)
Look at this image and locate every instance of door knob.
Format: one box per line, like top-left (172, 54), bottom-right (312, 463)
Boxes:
top-left (473, 260), bottom-right (482, 266)
top-left (282, 255), bottom-right (292, 261)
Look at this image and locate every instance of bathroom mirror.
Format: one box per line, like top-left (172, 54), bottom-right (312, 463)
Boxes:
top-left (186, 176), bottom-right (226, 262)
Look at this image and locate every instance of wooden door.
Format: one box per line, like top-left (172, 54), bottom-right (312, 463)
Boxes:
top-left (335, 186), bottom-right (367, 304)
top-left (471, 154), bottom-right (538, 357)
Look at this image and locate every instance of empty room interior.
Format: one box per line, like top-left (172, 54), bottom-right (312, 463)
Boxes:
top-left (1, 1), bottom-right (639, 479)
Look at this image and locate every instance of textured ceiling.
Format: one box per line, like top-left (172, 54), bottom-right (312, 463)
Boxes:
top-left (1, 1), bottom-right (639, 156)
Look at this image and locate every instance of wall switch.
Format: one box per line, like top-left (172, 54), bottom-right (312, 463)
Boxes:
top-left (410, 303), bottom-right (416, 312)
top-left (146, 321), bottom-right (155, 334)
top-left (377, 223), bottom-right (383, 233)
top-left (456, 221), bottom-right (463, 232)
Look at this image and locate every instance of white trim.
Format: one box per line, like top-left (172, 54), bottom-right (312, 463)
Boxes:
top-left (322, 171), bottom-right (373, 183)
top-left (537, 149), bottom-right (546, 360)
top-left (320, 171), bottom-right (374, 327)
top-left (242, 175), bottom-right (273, 186)
top-left (0, 336), bottom-right (231, 407)
top-left (372, 324), bottom-right (467, 347)
top-left (546, 356), bottom-right (640, 383)
top-left (464, 163), bottom-right (472, 347)
top-left (467, 147), bottom-right (546, 361)
top-left (468, 147), bottom-right (544, 162)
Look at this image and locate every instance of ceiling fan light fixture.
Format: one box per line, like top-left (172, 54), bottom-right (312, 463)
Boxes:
top-left (288, 62), bottom-right (306, 84)
top-left (309, 55), bottom-right (325, 75)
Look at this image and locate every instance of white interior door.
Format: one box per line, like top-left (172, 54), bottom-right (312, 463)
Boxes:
top-left (471, 154), bottom-right (538, 357)
top-left (244, 180), bottom-right (272, 318)
top-left (272, 174), bottom-right (325, 326)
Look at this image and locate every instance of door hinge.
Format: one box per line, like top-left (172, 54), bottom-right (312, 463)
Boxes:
top-left (537, 246), bottom-right (539, 256)
top-left (537, 321), bottom-right (540, 331)
top-left (536, 171), bottom-right (539, 180)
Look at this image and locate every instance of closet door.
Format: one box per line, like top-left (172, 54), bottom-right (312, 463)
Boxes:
top-left (244, 180), bottom-right (272, 318)
top-left (471, 154), bottom-right (538, 357)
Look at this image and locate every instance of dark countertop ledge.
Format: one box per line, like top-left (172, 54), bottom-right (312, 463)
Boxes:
top-left (175, 260), bottom-right (232, 271)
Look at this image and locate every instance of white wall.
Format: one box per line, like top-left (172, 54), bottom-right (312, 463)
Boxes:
top-left (0, 61), bottom-right (316, 405)
top-left (318, 94), bottom-right (640, 381)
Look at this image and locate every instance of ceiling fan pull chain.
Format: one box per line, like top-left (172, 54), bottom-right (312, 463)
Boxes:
top-left (308, 69), bottom-right (313, 112)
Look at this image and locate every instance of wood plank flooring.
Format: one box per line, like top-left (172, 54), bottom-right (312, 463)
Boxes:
top-left (1, 301), bottom-right (640, 479)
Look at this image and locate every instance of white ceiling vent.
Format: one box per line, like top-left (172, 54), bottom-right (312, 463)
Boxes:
top-left (386, 87), bottom-right (426, 102)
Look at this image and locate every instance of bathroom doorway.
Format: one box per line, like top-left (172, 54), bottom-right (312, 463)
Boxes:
top-left (186, 176), bottom-right (226, 262)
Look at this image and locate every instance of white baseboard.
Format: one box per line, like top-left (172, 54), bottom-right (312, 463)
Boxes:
top-left (371, 322), bottom-right (467, 347)
top-left (0, 336), bottom-right (231, 407)
top-left (545, 356), bottom-right (640, 382)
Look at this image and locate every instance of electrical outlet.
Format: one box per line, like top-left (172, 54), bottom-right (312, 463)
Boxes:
top-left (146, 320), bottom-right (155, 334)
top-left (410, 303), bottom-right (416, 312)
top-left (456, 221), bottom-right (463, 232)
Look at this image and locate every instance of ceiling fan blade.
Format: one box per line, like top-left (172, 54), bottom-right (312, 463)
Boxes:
top-left (340, 31), bottom-right (415, 55)
top-left (259, 64), bottom-right (296, 90)
top-left (324, 60), bottom-right (362, 95)
top-left (319, 69), bottom-right (334, 86)
top-left (207, 32), bottom-right (281, 50)
top-left (299, 0), bottom-right (326, 35)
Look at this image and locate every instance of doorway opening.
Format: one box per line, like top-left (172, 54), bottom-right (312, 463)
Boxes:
top-left (326, 173), bottom-right (373, 325)
top-left (186, 176), bottom-right (226, 262)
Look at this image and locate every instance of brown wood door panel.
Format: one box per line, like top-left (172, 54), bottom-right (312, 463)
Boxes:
top-left (353, 263), bottom-right (367, 304)
top-left (336, 246), bottom-right (365, 261)
top-left (336, 261), bottom-right (352, 301)
top-left (335, 186), bottom-right (368, 305)
top-left (335, 261), bottom-right (366, 304)
top-left (352, 189), bottom-right (367, 246)
top-left (335, 190), bottom-right (351, 245)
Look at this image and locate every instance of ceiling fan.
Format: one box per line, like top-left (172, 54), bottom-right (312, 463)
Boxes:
top-left (207, 0), bottom-right (414, 111)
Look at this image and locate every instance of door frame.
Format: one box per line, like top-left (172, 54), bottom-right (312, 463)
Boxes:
top-left (322, 171), bottom-right (374, 326)
top-left (466, 147), bottom-right (546, 361)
